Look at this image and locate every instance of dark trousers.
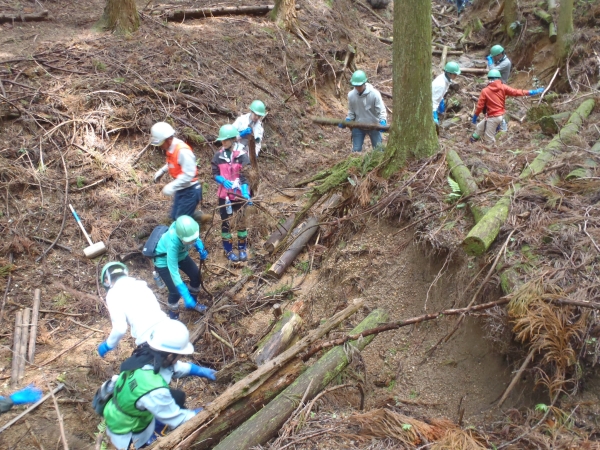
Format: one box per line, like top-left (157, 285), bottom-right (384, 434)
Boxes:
top-left (218, 197), bottom-right (244, 237)
top-left (170, 184), bottom-right (202, 220)
top-left (155, 256), bottom-right (199, 305)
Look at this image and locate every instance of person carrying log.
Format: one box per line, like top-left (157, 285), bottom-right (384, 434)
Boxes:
top-left (0, 385), bottom-right (42, 414)
top-left (432, 61), bottom-right (461, 125)
top-left (470, 69), bottom-right (544, 143)
top-left (153, 215), bottom-right (210, 319)
top-left (97, 262), bottom-right (170, 358)
top-left (338, 70), bottom-right (387, 152)
top-left (233, 100), bottom-right (266, 156)
top-left (94, 320), bottom-right (217, 449)
top-left (149, 122), bottom-right (211, 225)
top-left (211, 124), bottom-right (252, 262)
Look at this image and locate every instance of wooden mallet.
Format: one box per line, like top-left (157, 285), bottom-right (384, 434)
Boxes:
top-left (68, 204), bottom-right (107, 258)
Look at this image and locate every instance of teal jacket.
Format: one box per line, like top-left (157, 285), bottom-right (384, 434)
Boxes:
top-left (154, 223), bottom-right (203, 286)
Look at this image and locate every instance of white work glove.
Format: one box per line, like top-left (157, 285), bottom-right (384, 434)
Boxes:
top-left (154, 168), bottom-right (167, 183)
top-left (162, 183), bottom-right (176, 196)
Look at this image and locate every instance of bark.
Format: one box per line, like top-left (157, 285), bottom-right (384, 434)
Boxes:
top-left (253, 310), bottom-right (303, 365)
top-left (556, 0), bottom-right (573, 63)
top-left (264, 215), bottom-right (297, 254)
top-left (272, 0), bottom-right (299, 32)
top-left (504, 0), bottom-right (518, 38)
top-left (27, 289), bottom-right (41, 363)
top-left (160, 5), bottom-right (288, 21)
top-left (549, 22), bottom-right (557, 43)
top-left (311, 116), bottom-right (390, 131)
top-left (213, 309), bottom-right (388, 450)
top-left (267, 217), bottom-right (319, 279)
top-left (534, 9), bottom-right (553, 25)
top-left (149, 298), bottom-right (365, 449)
top-left (446, 150), bottom-right (488, 223)
top-left (0, 11), bottom-right (49, 23)
top-left (383, 0), bottom-right (437, 177)
top-left (10, 310), bottom-right (23, 386)
top-left (98, 0), bottom-right (139, 34)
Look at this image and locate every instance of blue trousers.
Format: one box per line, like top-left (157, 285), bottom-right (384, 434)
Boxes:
top-left (351, 128), bottom-right (382, 152)
top-left (170, 184), bottom-right (202, 220)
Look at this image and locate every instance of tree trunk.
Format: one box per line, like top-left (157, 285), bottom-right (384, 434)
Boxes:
top-left (446, 150), bottom-right (488, 223)
top-left (383, 0), bottom-right (437, 178)
top-left (504, 0), bottom-right (518, 38)
top-left (98, 0), bottom-right (139, 34)
top-left (213, 309), bottom-right (388, 450)
top-left (272, 0), bottom-right (298, 32)
top-left (556, 0), bottom-right (573, 63)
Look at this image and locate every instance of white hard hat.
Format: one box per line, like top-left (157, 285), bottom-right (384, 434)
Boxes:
top-left (150, 122), bottom-right (175, 146)
top-left (147, 320), bottom-right (194, 355)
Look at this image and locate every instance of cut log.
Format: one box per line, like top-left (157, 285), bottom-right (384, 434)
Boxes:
top-left (213, 308), bottom-right (388, 450)
top-left (458, 67), bottom-right (488, 74)
top-left (549, 22), bottom-right (557, 43)
top-left (18, 308), bottom-right (31, 382)
top-left (0, 10), bottom-right (49, 23)
top-left (267, 217), bottom-right (319, 278)
top-left (547, 0), bottom-right (557, 10)
top-left (446, 150), bottom-right (489, 223)
top-left (253, 310), bottom-right (303, 365)
top-left (537, 111), bottom-right (570, 135)
top-left (463, 99), bottom-right (595, 256)
top-left (264, 215), bottom-right (296, 254)
top-left (439, 46), bottom-right (448, 70)
top-left (534, 9), bottom-right (553, 25)
top-left (28, 289), bottom-right (41, 363)
top-left (150, 298), bottom-right (365, 449)
top-left (10, 310), bottom-right (23, 387)
top-left (192, 360), bottom-right (304, 449)
top-left (311, 116), bottom-right (390, 132)
top-left (158, 5), bottom-right (299, 21)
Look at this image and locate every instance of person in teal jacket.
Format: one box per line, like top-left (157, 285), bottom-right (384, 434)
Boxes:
top-left (154, 215), bottom-right (209, 319)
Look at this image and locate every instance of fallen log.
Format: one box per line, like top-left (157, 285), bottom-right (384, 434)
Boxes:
top-left (446, 150), bottom-right (488, 223)
top-left (28, 289), bottom-right (41, 363)
top-left (0, 10), bottom-right (49, 24)
top-left (311, 116), bottom-right (390, 132)
top-left (458, 67), bottom-right (488, 74)
top-left (267, 217), bottom-right (319, 279)
top-left (534, 9), bottom-right (553, 25)
top-left (537, 111), bottom-right (570, 135)
top-left (547, 0), bottom-right (557, 10)
top-left (159, 5), bottom-right (299, 21)
top-left (150, 298), bottom-right (365, 449)
top-left (549, 22), bottom-right (557, 43)
top-left (253, 309), bottom-right (303, 365)
top-left (264, 215), bottom-right (296, 254)
top-left (213, 308), bottom-right (388, 450)
top-left (463, 99), bottom-right (595, 256)
top-left (10, 310), bottom-right (23, 387)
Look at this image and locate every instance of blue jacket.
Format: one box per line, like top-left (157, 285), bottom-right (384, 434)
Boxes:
top-left (153, 223), bottom-right (202, 286)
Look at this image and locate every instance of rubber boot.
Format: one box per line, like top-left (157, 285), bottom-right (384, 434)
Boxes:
top-left (167, 302), bottom-right (180, 320)
top-left (222, 239), bottom-right (239, 262)
top-left (187, 286), bottom-right (207, 313)
top-left (469, 133), bottom-right (479, 144)
top-left (192, 210), bottom-right (213, 226)
top-left (237, 238), bottom-right (248, 262)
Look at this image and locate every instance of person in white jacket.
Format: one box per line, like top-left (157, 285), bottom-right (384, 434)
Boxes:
top-left (338, 70), bottom-right (387, 152)
top-left (232, 100), bottom-right (266, 156)
top-left (96, 262), bottom-right (170, 358)
top-left (432, 61), bottom-right (461, 125)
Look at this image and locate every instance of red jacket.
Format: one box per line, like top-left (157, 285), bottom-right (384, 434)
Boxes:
top-left (475, 80), bottom-right (529, 118)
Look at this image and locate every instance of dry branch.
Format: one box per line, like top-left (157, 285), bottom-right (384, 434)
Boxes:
top-left (28, 289), bottom-right (41, 363)
top-left (311, 116), bottom-right (390, 132)
top-left (0, 11), bottom-right (49, 23)
top-left (0, 384), bottom-right (65, 433)
top-left (497, 347), bottom-right (535, 407)
top-left (18, 308), bottom-right (31, 381)
top-left (10, 310), bottom-right (23, 387)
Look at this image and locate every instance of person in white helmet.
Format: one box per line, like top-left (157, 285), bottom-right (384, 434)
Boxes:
top-left (96, 320), bottom-right (217, 449)
top-left (232, 100), bottom-right (266, 156)
top-left (149, 122), bottom-right (210, 224)
top-left (96, 262), bottom-right (170, 358)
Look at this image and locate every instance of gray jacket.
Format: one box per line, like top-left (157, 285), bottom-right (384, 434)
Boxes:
top-left (346, 83), bottom-right (387, 125)
top-left (489, 56), bottom-right (512, 84)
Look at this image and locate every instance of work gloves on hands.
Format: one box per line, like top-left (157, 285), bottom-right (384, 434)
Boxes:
top-left (97, 341), bottom-right (113, 358)
top-left (241, 184), bottom-right (252, 205)
top-left (176, 283), bottom-right (197, 309)
top-left (7, 385), bottom-right (43, 405)
top-left (471, 114), bottom-right (479, 124)
top-left (486, 55), bottom-right (494, 66)
top-left (195, 240), bottom-right (209, 261)
top-left (215, 175), bottom-right (234, 190)
top-left (433, 111), bottom-right (439, 125)
top-left (189, 364), bottom-right (217, 381)
top-left (529, 88), bottom-right (544, 96)
top-left (338, 118), bottom-right (351, 129)
top-left (437, 99), bottom-right (446, 114)
top-left (154, 168), bottom-right (167, 183)
top-left (239, 127), bottom-right (252, 138)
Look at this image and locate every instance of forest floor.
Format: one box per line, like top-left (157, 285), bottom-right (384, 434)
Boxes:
top-left (0, 0), bottom-right (600, 449)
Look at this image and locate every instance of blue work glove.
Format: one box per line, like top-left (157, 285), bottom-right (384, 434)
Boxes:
top-left (176, 283), bottom-right (197, 309)
top-left (97, 341), bottom-right (113, 358)
top-left (529, 88), bottom-right (544, 96)
top-left (10, 385), bottom-right (43, 405)
top-left (471, 114), bottom-right (479, 124)
top-left (486, 55), bottom-right (493, 66)
top-left (437, 99), bottom-right (446, 114)
top-left (433, 110), bottom-right (439, 125)
top-left (194, 240), bottom-right (209, 261)
top-left (241, 184), bottom-right (253, 205)
top-left (193, 407), bottom-right (204, 414)
top-left (215, 175), bottom-right (234, 190)
top-left (239, 127), bottom-right (252, 138)
top-left (189, 364), bottom-right (217, 381)
top-left (338, 117), bottom-right (351, 129)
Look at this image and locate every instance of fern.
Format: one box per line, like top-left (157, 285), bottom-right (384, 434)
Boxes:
top-left (447, 176), bottom-right (462, 202)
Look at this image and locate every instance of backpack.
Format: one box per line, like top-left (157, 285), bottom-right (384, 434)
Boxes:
top-left (142, 225), bottom-right (168, 257)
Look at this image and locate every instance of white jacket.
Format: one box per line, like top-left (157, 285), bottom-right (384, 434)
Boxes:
top-left (432, 73), bottom-right (451, 111)
top-left (347, 83), bottom-right (387, 124)
top-left (233, 113), bottom-right (264, 156)
top-left (105, 277), bottom-right (168, 349)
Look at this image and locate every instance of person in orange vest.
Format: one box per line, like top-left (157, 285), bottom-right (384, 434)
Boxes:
top-left (149, 122), bottom-right (210, 224)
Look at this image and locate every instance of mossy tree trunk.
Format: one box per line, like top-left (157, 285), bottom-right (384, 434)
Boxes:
top-left (556, 0), bottom-right (574, 63)
top-left (504, 0), bottom-right (518, 38)
top-left (272, 0), bottom-right (298, 32)
top-left (382, 0), bottom-right (438, 178)
top-left (98, 0), bottom-right (139, 34)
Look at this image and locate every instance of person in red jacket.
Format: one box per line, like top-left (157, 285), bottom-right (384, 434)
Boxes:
top-left (470, 70), bottom-right (544, 143)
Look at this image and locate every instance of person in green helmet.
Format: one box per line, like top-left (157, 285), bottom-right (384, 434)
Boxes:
top-left (470, 69), bottom-right (544, 143)
top-left (432, 61), bottom-right (461, 125)
top-left (211, 124), bottom-right (252, 262)
top-left (153, 215), bottom-right (210, 319)
top-left (487, 45), bottom-right (512, 84)
top-left (339, 70), bottom-right (387, 152)
top-left (233, 100), bottom-right (266, 156)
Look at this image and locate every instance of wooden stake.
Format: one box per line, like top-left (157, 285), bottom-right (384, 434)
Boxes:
top-left (10, 310), bottom-right (23, 387)
top-left (47, 382), bottom-right (69, 450)
top-left (28, 289), bottom-right (41, 363)
top-left (18, 308), bottom-right (31, 382)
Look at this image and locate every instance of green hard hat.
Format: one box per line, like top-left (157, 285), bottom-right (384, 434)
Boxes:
top-left (490, 45), bottom-right (504, 57)
top-left (217, 124), bottom-right (239, 141)
top-left (350, 70), bottom-right (368, 86)
top-left (487, 69), bottom-right (502, 79)
top-left (175, 215), bottom-right (199, 243)
top-left (249, 100), bottom-right (266, 116)
top-left (444, 61), bottom-right (461, 75)
top-left (100, 262), bottom-right (128, 290)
